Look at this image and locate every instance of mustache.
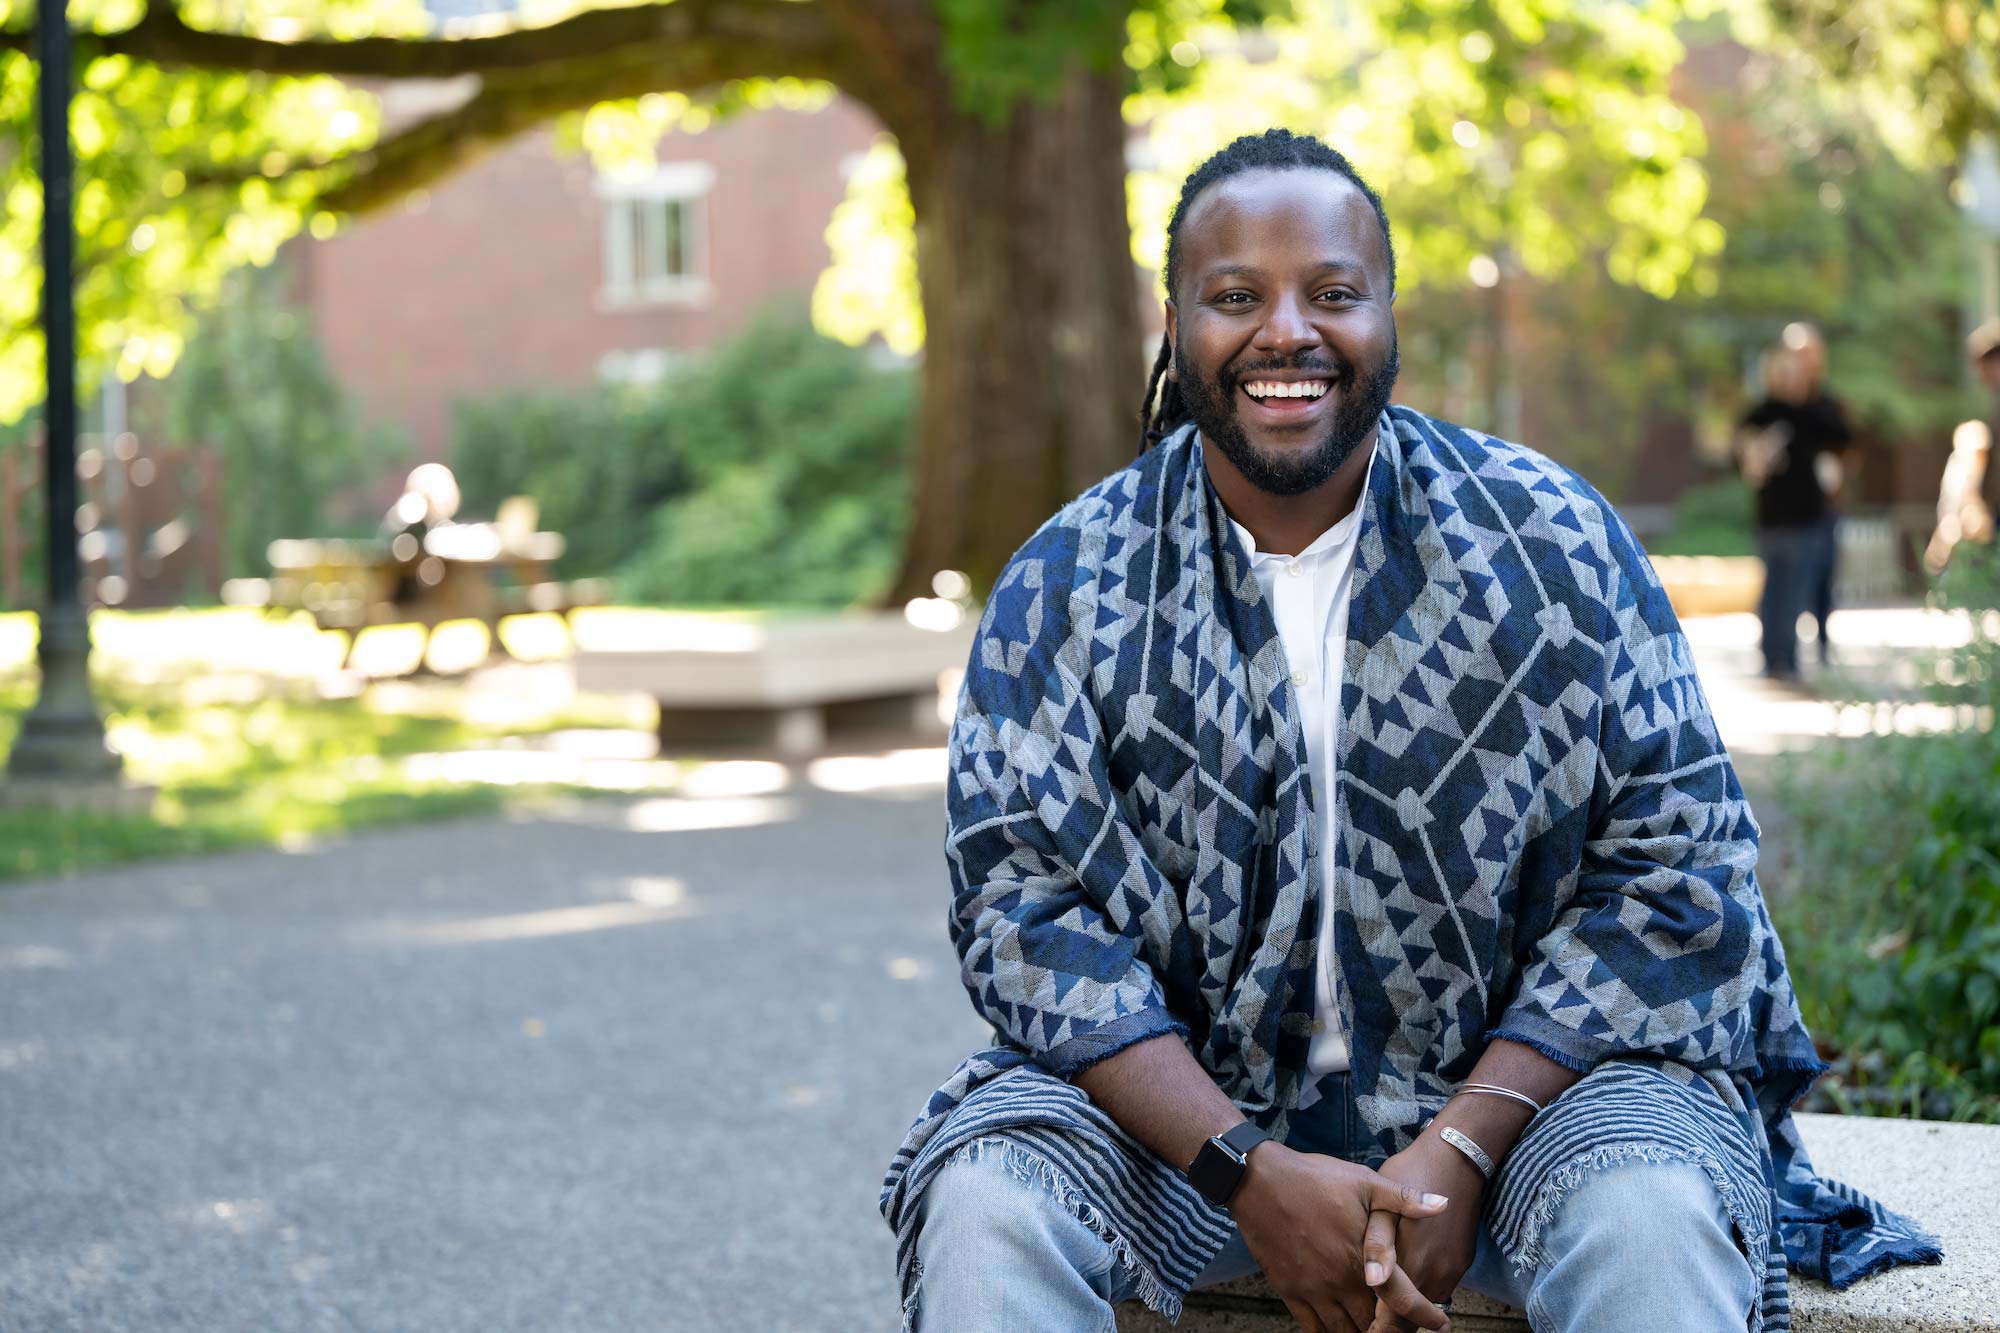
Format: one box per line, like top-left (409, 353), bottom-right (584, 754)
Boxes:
top-left (1223, 356), bottom-right (1353, 387)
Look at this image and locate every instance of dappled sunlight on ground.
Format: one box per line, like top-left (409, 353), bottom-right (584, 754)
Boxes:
top-left (397, 738), bottom-right (946, 798)
top-left (807, 748), bottom-right (951, 792)
top-left (1686, 606), bottom-right (1990, 756)
top-left (355, 889), bottom-right (699, 949)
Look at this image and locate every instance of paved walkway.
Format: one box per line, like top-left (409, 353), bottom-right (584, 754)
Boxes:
top-left (1, 782), bottom-right (983, 1331)
top-left (0, 604), bottom-right (1977, 1330)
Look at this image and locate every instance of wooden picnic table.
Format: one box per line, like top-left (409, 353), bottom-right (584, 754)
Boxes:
top-left (261, 523), bottom-right (608, 670)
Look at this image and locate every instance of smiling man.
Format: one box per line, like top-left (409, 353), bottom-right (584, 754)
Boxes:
top-left (880, 130), bottom-right (1935, 1333)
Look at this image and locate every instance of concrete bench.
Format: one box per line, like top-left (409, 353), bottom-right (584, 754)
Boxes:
top-left (1118, 1113), bottom-right (1997, 1332)
top-left (573, 610), bottom-right (974, 756)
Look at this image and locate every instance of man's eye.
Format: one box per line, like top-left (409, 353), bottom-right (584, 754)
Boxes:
top-left (1217, 292), bottom-right (1255, 305)
top-left (1319, 289), bottom-right (1356, 303)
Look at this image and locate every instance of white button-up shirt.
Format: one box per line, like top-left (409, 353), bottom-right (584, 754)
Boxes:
top-left (1226, 446), bottom-right (1375, 1079)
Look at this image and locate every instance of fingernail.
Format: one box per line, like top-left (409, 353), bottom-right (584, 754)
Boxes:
top-left (1364, 1262), bottom-right (1384, 1285)
top-left (1422, 1192), bottom-right (1449, 1207)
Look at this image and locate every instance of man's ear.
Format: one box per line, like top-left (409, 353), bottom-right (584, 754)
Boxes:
top-left (1163, 300), bottom-right (1178, 379)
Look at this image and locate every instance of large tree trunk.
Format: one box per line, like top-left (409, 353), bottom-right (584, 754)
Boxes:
top-left (888, 65), bottom-right (1143, 603)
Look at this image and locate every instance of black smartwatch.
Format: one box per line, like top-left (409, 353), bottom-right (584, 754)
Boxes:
top-left (1185, 1121), bottom-right (1270, 1208)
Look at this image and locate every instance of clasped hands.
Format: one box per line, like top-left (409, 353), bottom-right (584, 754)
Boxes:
top-left (1232, 1135), bottom-right (1485, 1333)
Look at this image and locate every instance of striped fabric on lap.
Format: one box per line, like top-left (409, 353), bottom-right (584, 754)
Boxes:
top-left (884, 1059), bottom-right (1232, 1330)
top-left (1485, 1061), bottom-right (1783, 1328)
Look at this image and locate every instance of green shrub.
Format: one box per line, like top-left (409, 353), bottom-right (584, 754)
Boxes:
top-left (1773, 547), bottom-right (2000, 1120)
top-left (615, 311), bottom-right (912, 608)
top-left (452, 309), bottom-right (912, 608)
top-left (147, 263), bottom-right (401, 577)
top-left (1649, 477), bottom-right (1757, 558)
top-left (452, 381), bottom-right (691, 582)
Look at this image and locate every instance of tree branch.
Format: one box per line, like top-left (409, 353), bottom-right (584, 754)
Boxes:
top-left (0, 0), bottom-right (849, 84)
top-left (170, 36), bottom-right (797, 216)
top-left (319, 61), bottom-right (689, 215)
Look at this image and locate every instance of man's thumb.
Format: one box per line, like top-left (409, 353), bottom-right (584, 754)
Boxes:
top-left (1374, 1180), bottom-right (1449, 1217)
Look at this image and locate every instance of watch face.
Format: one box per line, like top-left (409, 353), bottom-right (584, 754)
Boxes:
top-left (1188, 1137), bottom-right (1248, 1207)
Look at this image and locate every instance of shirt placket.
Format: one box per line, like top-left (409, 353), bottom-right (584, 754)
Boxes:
top-left (1279, 554), bottom-right (1334, 1045)
top-left (1312, 554), bottom-right (1341, 1047)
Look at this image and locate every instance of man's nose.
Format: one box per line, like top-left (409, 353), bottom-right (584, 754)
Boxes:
top-left (1252, 293), bottom-right (1322, 357)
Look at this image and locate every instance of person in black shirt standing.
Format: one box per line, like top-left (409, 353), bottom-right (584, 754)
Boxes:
top-left (1738, 329), bottom-right (1853, 680)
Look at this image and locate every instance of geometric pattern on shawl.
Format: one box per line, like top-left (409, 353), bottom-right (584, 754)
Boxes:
top-left (881, 406), bottom-right (1937, 1330)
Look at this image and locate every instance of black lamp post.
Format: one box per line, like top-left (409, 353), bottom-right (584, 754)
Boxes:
top-left (6, 0), bottom-right (120, 784)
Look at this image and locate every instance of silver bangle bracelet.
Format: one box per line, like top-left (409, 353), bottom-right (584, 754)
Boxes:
top-left (1453, 1082), bottom-right (1544, 1115)
top-left (1438, 1125), bottom-right (1496, 1182)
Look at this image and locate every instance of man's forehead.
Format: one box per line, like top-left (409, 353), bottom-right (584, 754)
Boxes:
top-left (1179, 168), bottom-right (1384, 276)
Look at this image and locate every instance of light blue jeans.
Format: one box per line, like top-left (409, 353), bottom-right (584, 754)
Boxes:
top-left (912, 1074), bottom-right (1755, 1332)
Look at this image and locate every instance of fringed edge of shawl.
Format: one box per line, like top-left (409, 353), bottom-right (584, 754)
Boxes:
top-left (1819, 1231), bottom-right (1946, 1292)
top-left (1497, 1141), bottom-right (1769, 1284)
top-left (898, 1136), bottom-right (1183, 1333)
top-left (1785, 1177), bottom-right (1945, 1292)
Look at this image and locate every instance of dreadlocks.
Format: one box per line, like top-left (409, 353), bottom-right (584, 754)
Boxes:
top-left (1138, 129), bottom-right (1396, 454)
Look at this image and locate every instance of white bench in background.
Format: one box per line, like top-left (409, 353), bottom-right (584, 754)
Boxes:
top-left (1119, 1113), bottom-right (1998, 1332)
top-left (574, 610), bottom-right (974, 756)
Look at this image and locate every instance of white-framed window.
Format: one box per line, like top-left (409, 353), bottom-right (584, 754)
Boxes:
top-left (598, 162), bottom-right (714, 307)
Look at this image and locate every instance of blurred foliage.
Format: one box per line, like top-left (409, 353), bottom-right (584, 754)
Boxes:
top-left (554, 77), bottom-right (835, 173)
top-left (0, 0), bottom-right (402, 424)
top-left (615, 310), bottom-right (913, 607)
top-left (825, 0), bottom-right (1726, 354)
top-left (1134, 0), bottom-right (1720, 298)
top-left (935, 0), bottom-right (1301, 114)
top-left (455, 310), bottom-right (913, 608)
top-left (813, 138), bottom-right (924, 359)
top-left (1386, 37), bottom-right (1976, 497)
top-left (140, 261), bottom-right (399, 577)
top-left (1648, 478), bottom-right (1757, 557)
top-left (1674, 48), bottom-right (1978, 440)
top-left (452, 375), bottom-right (692, 582)
top-left (1740, 0), bottom-right (2000, 170)
top-left (1775, 547), bottom-right (2000, 1121)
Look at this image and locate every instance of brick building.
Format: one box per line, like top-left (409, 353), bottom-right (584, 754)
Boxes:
top-left (291, 87), bottom-right (884, 461)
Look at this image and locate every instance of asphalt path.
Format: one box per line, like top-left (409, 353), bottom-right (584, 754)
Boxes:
top-left (1, 782), bottom-right (987, 1331)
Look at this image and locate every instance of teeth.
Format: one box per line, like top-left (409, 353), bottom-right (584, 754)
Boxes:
top-left (1244, 381), bottom-right (1328, 400)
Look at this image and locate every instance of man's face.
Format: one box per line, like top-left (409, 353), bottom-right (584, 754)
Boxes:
top-left (1166, 168), bottom-right (1399, 497)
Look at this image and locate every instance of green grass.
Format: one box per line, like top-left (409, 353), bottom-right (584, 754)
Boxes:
top-left (0, 605), bottom-right (820, 881)
top-left (0, 676), bottom-right (556, 880)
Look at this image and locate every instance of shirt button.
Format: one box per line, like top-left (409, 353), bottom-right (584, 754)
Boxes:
top-left (1312, 1019), bottom-right (1327, 1034)
top-left (1286, 559), bottom-right (1305, 578)
top-left (1293, 668), bottom-right (1313, 687)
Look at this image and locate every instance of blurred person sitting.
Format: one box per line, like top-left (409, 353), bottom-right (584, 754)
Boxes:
top-left (1926, 322), bottom-right (2000, 575)
top-left (380, 463), bottom-right (463, 602)
top-left (1736, 334), bottom-right (1852, 681)
top-left (381, 462), bottom-right (462, 549)
top-left (1926, 419), bottom-right (1995, 574)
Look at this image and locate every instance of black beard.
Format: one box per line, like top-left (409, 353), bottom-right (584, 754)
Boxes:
top-left (1179, 335), bottom-right (1400, 497)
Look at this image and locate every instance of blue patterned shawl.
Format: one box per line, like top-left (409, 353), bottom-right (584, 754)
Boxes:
top-left (882, 408), bottom-right (1937, 1329)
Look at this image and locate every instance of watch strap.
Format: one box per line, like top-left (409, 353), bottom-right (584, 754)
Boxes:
top-left (1218, 1120), bottom-right (1269, 1159)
